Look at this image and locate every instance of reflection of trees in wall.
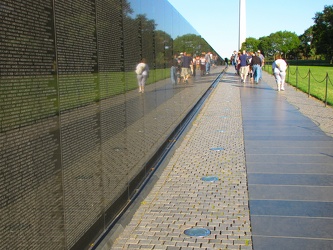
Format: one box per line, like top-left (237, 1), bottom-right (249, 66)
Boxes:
top-left (173, 34), bottom-right (212, 56)
top-left (137, 14), bottom-right (156, 68)
top-left (154, 30), bottom-right (173, 69)
top-left (109, 2), bottom-right (217, 69)
top-left (1, 0), bottom-right (222, 249)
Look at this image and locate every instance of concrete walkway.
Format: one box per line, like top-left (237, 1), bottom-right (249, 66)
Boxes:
top-left (95, 66), bottom-right (333, 250)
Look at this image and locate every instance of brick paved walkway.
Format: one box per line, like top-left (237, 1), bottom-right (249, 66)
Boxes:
top-left (94, 65), bottom-right (333, 250)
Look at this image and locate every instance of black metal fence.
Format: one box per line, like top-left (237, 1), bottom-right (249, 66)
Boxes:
top-left (263, 63), bottom-right (333, 106)
top-left (288, 67), bottom-right (332, 106)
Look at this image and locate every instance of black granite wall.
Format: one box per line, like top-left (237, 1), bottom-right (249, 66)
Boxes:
top-left (0, 0), bottom-right (217, 249)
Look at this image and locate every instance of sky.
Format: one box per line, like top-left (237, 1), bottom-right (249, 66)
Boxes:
top-left (167, 0), bottom-right (332, 58)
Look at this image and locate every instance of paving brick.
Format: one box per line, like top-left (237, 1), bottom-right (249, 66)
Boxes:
top-left (104, 68), bottom-right (254, 249)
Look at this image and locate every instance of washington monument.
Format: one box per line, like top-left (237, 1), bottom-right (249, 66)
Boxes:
top-left (239, 0), bottom-right (246, 50)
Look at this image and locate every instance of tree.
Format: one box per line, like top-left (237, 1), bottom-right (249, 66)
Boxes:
top-left (269, 31), bottom-right (300, 58)
top-left (298, 27), bottom-right (315, 59)
top-left (256, 31), bottom-right (300, 60)
top-left (312, 5), bottom-right (333, 63)
top-left (258, 36), bottom-right (272, 59)
top-left (241, 37), bottom-right (260, 53)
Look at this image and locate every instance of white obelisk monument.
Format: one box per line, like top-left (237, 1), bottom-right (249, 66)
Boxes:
top-left (239, 0), bottom-right (246, 50)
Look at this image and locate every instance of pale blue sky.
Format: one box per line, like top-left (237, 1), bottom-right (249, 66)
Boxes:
top-left (167, 0), bottom-right (332, 58)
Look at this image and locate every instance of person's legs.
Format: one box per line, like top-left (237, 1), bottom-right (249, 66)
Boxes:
top-left (170, 66), bottom-right (176, 84)
top-left (257, 66), bottom-right (262, 80)
top-left (181, 68), bottom-right (187, 83)
top-left (240, 66), bottom-right (245, 82)
top-left (240, 66), bottom-right (249, 83)
top-left (275, 73), bottom-right (282, 91)
top-left (280, 72), bottom-right (286, 90)
top-left (201, 65), bottom-right (205, 76)
top-left (243, 66), bottom-right (249, 82)
top-left (141, 75), bottom-right (147, 93)
top-left (137, 75), bottom-right (143, 92)
top-left (253, 65), bottom-right (260, 83)
top-left (206, 62), bottom-right (210, 74)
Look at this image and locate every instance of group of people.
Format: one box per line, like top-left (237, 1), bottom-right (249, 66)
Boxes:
top-left (135, 52), bottom-right (220, 93)
top-left (170, 51), bottom-right (217, 85)
top-left (231, 50), bottom-right (265, 84)
top-left (230, 50), bottom-right (287, 91)
top-left (136, 50), bottom-right (287, 93)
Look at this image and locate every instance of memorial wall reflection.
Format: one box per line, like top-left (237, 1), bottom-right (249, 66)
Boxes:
top-left (0, 0), bottom-right (218, 249)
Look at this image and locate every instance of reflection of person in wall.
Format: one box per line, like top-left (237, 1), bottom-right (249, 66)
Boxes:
top-left (135, 58), bottom-right (149, 93)
top-left (200, 53), bottom-right (207, 76)
top-left (170, 55), bottom-right (178, 85)
top-left (181, 52), bottom-right (192, 83)
top-left (205, 51), bottom-right (211, 74)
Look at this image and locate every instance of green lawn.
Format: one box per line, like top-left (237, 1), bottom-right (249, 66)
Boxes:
top-left (1, 68), bottom-right (170, 132)
top-left (264, 65), bottom-right (333, 106)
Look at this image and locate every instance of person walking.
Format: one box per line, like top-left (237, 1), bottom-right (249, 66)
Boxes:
top-left (236, 51), bottom-right (241, 75)
top-left (200, 53), bottom-right (206, 76)
top-left (250, 52), bottom-right (262, 84)
top-left (272, 53), bottom-right (288, 91)
top-left (232, 51), bottom-right (238, 72)
top-left (192, 56), bottom-right (197, 77)
top-left (195, 55), bottom-right (200, 73)
top-left (205, 51), bottom-right (211, 75)
top-left (224, 57), bottom-right (229, 67)
top-left (257, 50), bottom-right (265, 80)
top-left (181, 52), bottom-right (192, 83)
top-left (170, 55), bottom-right (178, 85)
top-left (239, 50), bottom-right (250, 83)
top-left (135, 58), bottom-right (149, 93)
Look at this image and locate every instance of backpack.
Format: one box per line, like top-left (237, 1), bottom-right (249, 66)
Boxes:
top-left (135, 63), bottom-right (145, 75)
top-left (246, 57), bottom-right (252, 65)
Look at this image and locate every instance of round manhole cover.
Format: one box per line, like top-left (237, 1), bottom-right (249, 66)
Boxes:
top-left (210, 147), bottom-right (224, 151)
top-left (201, 176), bottom-right (219, 182)
top-left (184, 227), bottom-right (211, 237)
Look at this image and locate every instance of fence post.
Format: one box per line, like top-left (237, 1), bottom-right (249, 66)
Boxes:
top-left (296, 67), bottom-right (298, 91)
top-left (325, 72), bottom-right (328, 107)
top-left (308, 68), bottom-right (311, 98)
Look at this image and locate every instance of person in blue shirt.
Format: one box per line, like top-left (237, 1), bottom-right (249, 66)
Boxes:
top-left (239, 50), bottom-right (250, 83)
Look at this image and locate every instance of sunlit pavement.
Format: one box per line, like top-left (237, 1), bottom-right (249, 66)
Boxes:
top-left (96, 65), bottom-right (333, 250)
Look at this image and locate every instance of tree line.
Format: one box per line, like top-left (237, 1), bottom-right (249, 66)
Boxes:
top-left (241, 5), bottom-right (333, 63)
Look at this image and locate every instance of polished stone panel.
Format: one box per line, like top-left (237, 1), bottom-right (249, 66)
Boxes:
top-left (246, 154), bottom-right (333, 164)
top-left (252, 236), bottom-right (333, 250)
top-left (244, 135), bottom-right (332, 141)
top-left (243, 128), bottom-right (326, 136)
top-left (241, 81), bottom-right (333, 250)
top-left (0, 0), bottom-right (213, 248)
top-left (246, 162), bottom-right (333, 174)
top-left (245, 146), bottom-right (333, 154)
top-left (251, 216), bottom-right (333, 239)
top-left (245, 140), bottom-right (333, 148)
top-left (248, 173), bottom-right (333, 185)
top-left (248, 185), bottom-right (333, 201)
top-left (250, 200), bottom-right (333, 217)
